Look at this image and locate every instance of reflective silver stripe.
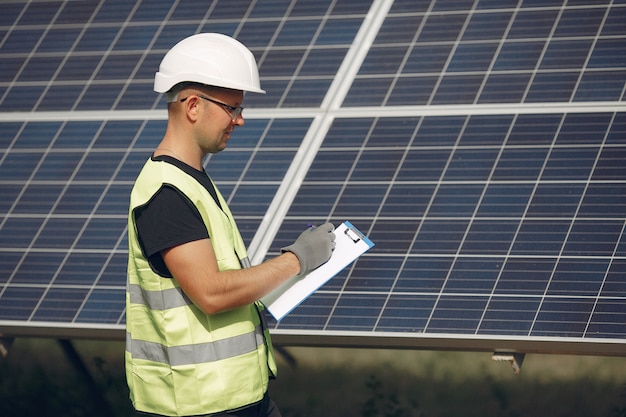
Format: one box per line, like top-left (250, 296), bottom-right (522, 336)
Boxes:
top-left (128, 283), bottom-right (192, 310)
top-left (127, 324), bottom-right (265, 367)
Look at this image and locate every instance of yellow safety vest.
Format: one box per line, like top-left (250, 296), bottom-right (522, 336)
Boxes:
top-left (126, 158), bottom-right (277, 416)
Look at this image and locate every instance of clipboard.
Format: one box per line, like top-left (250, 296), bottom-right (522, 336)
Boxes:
top-left (261, 221), bottom-right (374, 321)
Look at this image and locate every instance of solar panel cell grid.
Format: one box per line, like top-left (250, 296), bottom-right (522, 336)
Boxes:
top-left (347, 2), bottom-right (625, 106)
top-left (0, 0), bottom-right (625, 353)
top-left (271, 105), bottom-right (626, 341)
top-left (76, 288), bottom-right (126, 323)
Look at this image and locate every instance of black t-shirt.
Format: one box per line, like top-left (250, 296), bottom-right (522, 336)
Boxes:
top-left (134, 155), bottom-right (222, 277)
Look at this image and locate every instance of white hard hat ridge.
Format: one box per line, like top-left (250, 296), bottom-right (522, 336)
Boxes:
top-left (154, 33), bottom-right (265, 95)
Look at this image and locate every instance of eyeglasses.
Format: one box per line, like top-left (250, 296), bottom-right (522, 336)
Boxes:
top-left (180, 94), bottom-right (243, 121)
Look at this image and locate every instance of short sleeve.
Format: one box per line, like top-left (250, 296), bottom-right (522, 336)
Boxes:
top-left (134, 185), bottom-right (209, 275)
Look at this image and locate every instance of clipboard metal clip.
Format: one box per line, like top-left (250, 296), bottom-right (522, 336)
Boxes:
top-left (344, 226), bottom-right (362, 243)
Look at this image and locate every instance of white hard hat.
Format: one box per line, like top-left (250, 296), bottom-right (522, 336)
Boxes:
top-left (154, 33), bottom-right (265, 96)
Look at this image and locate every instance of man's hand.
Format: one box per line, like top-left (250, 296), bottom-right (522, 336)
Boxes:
top-left (281, 223), bottom-right (336, 276)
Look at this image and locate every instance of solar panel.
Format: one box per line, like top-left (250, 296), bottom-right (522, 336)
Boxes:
top-left (0, 0), bottom-right (625, 357)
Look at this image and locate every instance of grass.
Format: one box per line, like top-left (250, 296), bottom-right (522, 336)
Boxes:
top-left (0, 338), bottom-right (625, 417)
top-left (271, 347), bottom-right (626, 417)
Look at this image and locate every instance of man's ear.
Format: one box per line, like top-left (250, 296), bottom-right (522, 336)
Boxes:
top-left (183, 95), bottom-right (201, 121)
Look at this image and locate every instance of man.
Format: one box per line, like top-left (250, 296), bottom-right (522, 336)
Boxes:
top-left (125, 33), bottom-right (336, 417)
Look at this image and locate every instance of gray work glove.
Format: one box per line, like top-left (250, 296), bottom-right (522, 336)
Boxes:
top-left (282, 223), bottom-right (336, 276)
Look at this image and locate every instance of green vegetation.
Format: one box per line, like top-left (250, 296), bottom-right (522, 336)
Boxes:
top-left (272, 347), bottom-right (626, 417)
top-left (0, 338), bottom-right (625, 417)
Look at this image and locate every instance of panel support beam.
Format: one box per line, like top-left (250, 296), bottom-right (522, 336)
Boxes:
top-left (58, 339), bottom-right (115, 417)
top-left (270, 330), bottom-right (626, 358)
